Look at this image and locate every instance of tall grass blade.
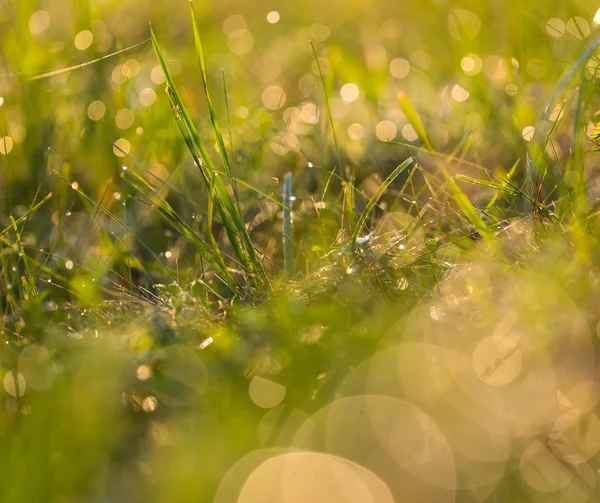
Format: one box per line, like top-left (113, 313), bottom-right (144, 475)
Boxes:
top-left (352, 157), bottom-right (415, 244)
top-left (150, 24), bottom-right (268, 289)
top-left (398, 92), bottom-right (491, 239)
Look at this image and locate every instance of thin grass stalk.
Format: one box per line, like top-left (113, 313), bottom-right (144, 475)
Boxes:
top-left (283, 172), bottom-right (293, 276)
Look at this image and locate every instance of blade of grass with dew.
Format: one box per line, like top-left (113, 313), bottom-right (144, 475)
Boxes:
top-left (389, 141), bottom-right (552, 221)
top-left (189, 5), bottom-right (258, 285)
top-left (221, 68), bottom-right (235, 162)
top-left (150, 25), bottom-right (268, 289)
top-left (189, 5), bottom-right (270, 282)
top-left (570, 67), bottom-right (595, 194)
top-left (352, 157), bottom-right (415, 244)
top-left (455, 175), bottom-right (522, 198)
top-left (163, 78), bottom-right (247, 276)
top-left (398, 92), bottom-right (491, 239)
top-left (190, 3), bottom-right (232, 183)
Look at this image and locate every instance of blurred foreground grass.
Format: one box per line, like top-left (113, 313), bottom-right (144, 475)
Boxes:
top-left (2, 0), bottom-right (600, 501)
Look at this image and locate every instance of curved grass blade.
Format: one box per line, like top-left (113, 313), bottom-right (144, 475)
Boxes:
top-left (397, 93), bottom-right (491, 239)
top-left (28, 38), bottom-right (150, 81)
top-left (398, 92), bottom-right (434, 151)
top-left (190, 3), bottom-right (232, 182)
top-left (538, 32), bottom-right (600, 128)
top-left (352, 157), bottom-right (415, 244)
top-left (0, 192), bottom-right (53, 238)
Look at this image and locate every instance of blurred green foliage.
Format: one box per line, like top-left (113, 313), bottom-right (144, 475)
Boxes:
top-left (1, 0), bottom-right (600, 501)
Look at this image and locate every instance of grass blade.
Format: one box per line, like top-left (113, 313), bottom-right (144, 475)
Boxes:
top-left (398, 92), bottom-right (434, 151)
top-left (0, 192), bottom-right (53, 238)
top-left (28, 38), bottom-right (150, 81)
top-left (485, 158), bottom-right (520, 212)
top-left (352, 157), bottom-right (415, 244)
top-left (150, 24), bottom-right (268, 290)
top-left (397, 92), bottom-right (491, 239)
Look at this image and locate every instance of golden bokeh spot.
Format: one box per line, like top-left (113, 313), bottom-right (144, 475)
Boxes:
top-left (461, 54), bottom-right (482, 75)
top-left (546, 18), bottom-right (565, 37)
top-left (566, 16), bottom-right (590, 40)
top-left (309, 23), bottom-right (331, 41)
top-left (389, 58), bottom-right (410, 79)
top-left (448, 9), bottom-right (481, 41)
top-left (340, 83), bottom-right (359, 103)
top-left (375, 120), bottom-right (397, 142)
top-left (74, 30), bottom-right (93, 50)
top-left (262, 85), bottom-right (286, 110)
top-left (451, 84), bottom-right (469, 102)
top-left (222, 14), bottom-right (247, 36)
top-left (139, 87), bottom-right (157, 107)
top-left (115, 109), bottom-right (135, 129)
top-left (150, 65), bottom-right (166, 84)
top-left (266, 11), bottom-right (280, 24)
top-left (522, 126), bottom-right (535, 142)
top-left (402, 124), bottom-right (418, 141)
top-left (113, 138), bottom-right (131, 157)
top-left (4, 371), bottom-right (26, 397)
top-left (348, 123), bottom-right (365, 141)
top-left (249, 376), bottom-right (286, 408)
top-left (0, 136), bottom-right (14, 155)
top-left (87, 100), bottom-right (106, 121)
top-left (29, 10), bottom-right (50, 35)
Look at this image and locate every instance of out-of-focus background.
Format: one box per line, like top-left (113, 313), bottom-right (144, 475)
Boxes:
top-left (2, 1), bottom-right (600, 502)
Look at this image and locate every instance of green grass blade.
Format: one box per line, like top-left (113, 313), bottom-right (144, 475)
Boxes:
top-left (189, 4), bottom-right (268, 284)
top-left (0, 192), bottom-right (53, 238)
top-left (397, 93), bottom-right (491, 239)
top-left (455, 175), bottom-right (520, 195)
top-left (190, 3), bottom-right (231, 180)
top-left (398, 92), bottom-right (434, 151)
top-left (485, 158), bottom-right (520, 212)
top-left (150, 24), bottom-right (268, 288)
top-left (352, 157), bottom-right (415, 244)
top-left (539, 32), bottom-right (600, 128)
